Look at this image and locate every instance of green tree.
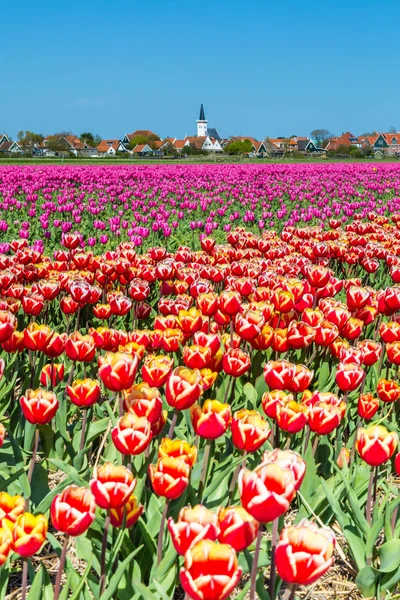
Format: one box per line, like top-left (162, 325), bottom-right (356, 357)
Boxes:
top-left (129, 136), bottom-right (148, 149)
top-left (224, 140), bottom-right (253, 154)
top-left (16, 130), bottom-right (44, 146)
top-left (46, 135), bottom-right (71, 153)
top-left (80, 132), bottom-right (102, 147)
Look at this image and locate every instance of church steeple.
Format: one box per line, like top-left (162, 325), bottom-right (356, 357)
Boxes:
top-left (197, 103), bottom-right (208, 137)
top-left (199, 103), bottom-right (205, 121)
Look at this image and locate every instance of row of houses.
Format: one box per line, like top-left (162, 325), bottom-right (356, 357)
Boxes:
top-left (2, 105), bottom-right (400, 159)
top-left (0, 106), bottom-right (326, 158)
top-left (326, 131), bottom-right (400, 156)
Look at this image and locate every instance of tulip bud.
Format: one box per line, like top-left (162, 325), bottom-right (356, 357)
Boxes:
top-left (335, 362), bottom-right (364, 392)
top-left (0, 492), bottom-right (25, 526)
top-left (12, 513), bottom-right (48, 557)
top-left (222, 348), bottom-right (251, 377)
top-left (51, 485), bottom-right (96, 536)
top-left (239, 462), bottom-right (297, 523)
top-left (149, 457), bottom-right (190, 500)
top-left (231, 410), bottom-right (271, 452)
top-left (337, 447), bottom-right (350, 468)
top-left (90, 463), bottom-right (136, 509)
top-left (123, 383), bottom-right (162, 424)
top-left (112, 412), bottom-right (152, 455)
top-left (98, 351), bottom-right (138, 392)
top-left (180, 540), bottom-right (242, 600)
top-left (109, 494), bottom-right (143, 529)
top-left (377, 378), bottom-right (400, 403)
top-left (66, 378), bottom-right (101, 407)
top-left (191, 400), bottom-right (231, 439)
top-left (142, 354), bottom-right (173, 388)
top-left (263, 360), bottom-right (295, 391)
top-left (158, 438), bottom-right (197, 467)
top-left (165, 366), bottom-right (203, 410)
top-left (358, 393), bottom-right (379, 420)
top-left (217, 506), bottom-right (259, 551)
top-left (276, 520), bottom-right (335, 585)
top-left (20, 388), bottom-right (59, 425)
top-left (168, 505), bottom-right (220, 555)
top-left (356, 425), bottom-right (398, 466)
top-left (40, 363), bottom-right (64, 388)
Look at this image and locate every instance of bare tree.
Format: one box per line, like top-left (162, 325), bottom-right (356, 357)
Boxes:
top-left (310, 129), bottom-right (332, 145)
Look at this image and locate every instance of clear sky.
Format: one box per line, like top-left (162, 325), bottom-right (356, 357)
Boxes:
top-left (1, 0), bottom-right (400, 141)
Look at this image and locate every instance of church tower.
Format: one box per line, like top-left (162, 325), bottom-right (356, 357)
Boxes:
top-left (197, 104), bottom-right (208, 137)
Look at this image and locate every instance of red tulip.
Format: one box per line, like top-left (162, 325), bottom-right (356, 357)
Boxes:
top-left (276, 521), bottom-right (335, 585)
top-left (168, 505), bottom-right (220, 555)
top-left (180, 540), bottom-right (242, 600)
top-left (51, 485), bottom-right (96, 536)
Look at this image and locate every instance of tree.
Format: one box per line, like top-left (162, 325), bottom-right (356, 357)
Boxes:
top-left (389, 126), bottom-right (397, 134)
top-left (16, 131), bottom-right (44, 146)
top-left (46, 136), bottom-right (71, 153)
top-left (359, 131), bottom-right (377, 137)
top-left (310, 129), bottom-right (332, 145)
top-left (80, 132), bottom-right (102, 147)
top-left (224, 140), bottom-right (253, 154)
top-left (161, 142), bottom-right (177, 156)
top-left (129, 136), bottom-right (148, 150)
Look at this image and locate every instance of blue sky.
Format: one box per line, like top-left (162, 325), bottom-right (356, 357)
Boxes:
top-left (1, 0), bottom-right (400, 140)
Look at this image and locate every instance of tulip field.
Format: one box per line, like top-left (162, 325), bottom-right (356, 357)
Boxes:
top-left (1, 162), bottom-right (400, 600)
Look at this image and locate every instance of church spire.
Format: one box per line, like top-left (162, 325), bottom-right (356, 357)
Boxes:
top-left (199, 103), bottom-right (205, 121)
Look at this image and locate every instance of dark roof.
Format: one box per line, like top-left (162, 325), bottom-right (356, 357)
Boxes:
top-left (199, 104), bottom-right (206, 121)
top-left (0, 142), bottom-right (14, 151)
top-left (297, 139), bottom-right (309, 151)
top-left (207, 127), bottom-right (220, 141)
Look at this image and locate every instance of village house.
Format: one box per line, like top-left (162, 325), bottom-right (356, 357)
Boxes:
top-left (325, 132), bottom-right (362, 151)
top-left (37, 135), bottom-right (98, 157)
top-left (122, 130), bottom-right (160, 149)
top-left (96, 139), bottom-right (127, 155)
top-left (0, 134), bottom-right (23, 154)
top-left (132, 144), bottom-right (154, 157)
top-left (224, 137), bottom-right (268, 156)
top-left (173, 139), bottom-right (190, 153)
top-left (359, 133), bottom-right (400, 156)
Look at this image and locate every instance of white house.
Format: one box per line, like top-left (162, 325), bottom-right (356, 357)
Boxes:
top-left (96, 140), bottom-right (127, 155)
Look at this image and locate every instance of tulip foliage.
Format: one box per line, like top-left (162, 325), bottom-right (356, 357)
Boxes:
top-left (1, 165), bottom-right (400, 598)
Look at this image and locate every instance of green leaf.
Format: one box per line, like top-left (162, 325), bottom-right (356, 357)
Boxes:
top-left (101, 548), bottom-right (143, 600)
top-left (381, 565), bottom-right (400, 592)
top-left (342, 525), bottom-right (367, 570)
top-left (355, 566), bottom-right (378, 597)
top-left (242, 382), bottom-right (258, 409)
top-left (69, 556), bottom-right (93, 600)
top-left (132, 579), bottom-right (158, 600)
top-left (137, 517), bottom-right (157, 554)
top-left (378, 539), bottom-right (400, 573)
top-left (152, 580), bottom-right (173, 600)
top-left (365, 515), bottom-right (384, 561)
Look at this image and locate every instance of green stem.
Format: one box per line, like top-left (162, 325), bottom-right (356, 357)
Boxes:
top-left (79, 408), bottom-right (88, 452)
top-left (366, 466), bottom-right (375, 526)
top-left (249, 525), bottom-right (263, 600)
top-left (198, 441), bottom-right (213, 501)
top-left (25, 428), bottom-right (40, 511)
top-left (53, 535), bottom-right (69, 600)
top-left (269, 518), bottom-right (279, 600)
top-left (100, 513), bottom-right (111, 595)
top-left (157, 500), bottom-right (169, 565)
top-left (21, 558), bottom-right (29, 600)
